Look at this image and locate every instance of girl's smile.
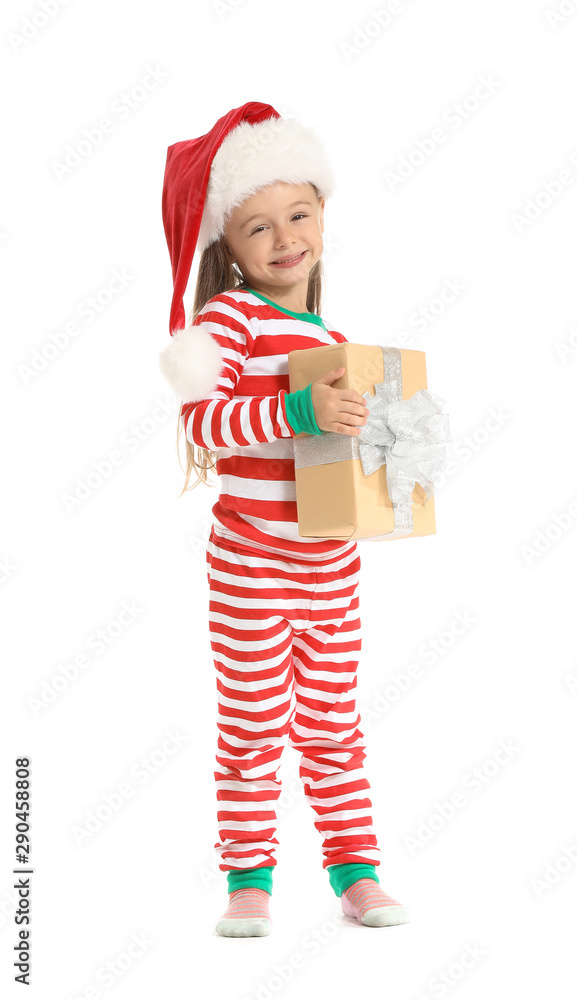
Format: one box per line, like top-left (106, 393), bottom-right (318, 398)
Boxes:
top-left (223, 181), bottom-right (325, 312)
top-left (270, 249), bottom-right (308, 268)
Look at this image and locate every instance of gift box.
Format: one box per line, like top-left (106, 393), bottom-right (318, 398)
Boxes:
top-left (288, 343), bottom-right (450, 542)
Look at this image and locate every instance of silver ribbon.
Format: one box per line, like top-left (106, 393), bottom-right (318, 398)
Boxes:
top-left (293, 346), bottom-right (451, 539)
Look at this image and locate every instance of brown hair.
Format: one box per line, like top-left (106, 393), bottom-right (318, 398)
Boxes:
top-left (175, 200), bottom-right (326, 496)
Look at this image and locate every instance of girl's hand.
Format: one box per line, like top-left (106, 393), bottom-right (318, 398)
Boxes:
top-left (311, 367), bottom-right (369, 436)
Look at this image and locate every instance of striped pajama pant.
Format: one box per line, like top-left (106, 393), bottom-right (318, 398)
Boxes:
top-left (205, 526), bottom-right (381, 877)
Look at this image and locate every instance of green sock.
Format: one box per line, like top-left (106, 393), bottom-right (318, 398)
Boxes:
top-left (227, 865), bottom-right (274, 896)
top-left (328, 863), bottom-right (379, 897)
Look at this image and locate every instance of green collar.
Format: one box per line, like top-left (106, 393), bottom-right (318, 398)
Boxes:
top-left (243, 287), bottom-right (327, 330)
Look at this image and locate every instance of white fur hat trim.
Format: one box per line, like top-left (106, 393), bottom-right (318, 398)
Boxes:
top-left (196, 116), bottom-right (336, 252)
top-left (158, 324), bottom-right (224, 402)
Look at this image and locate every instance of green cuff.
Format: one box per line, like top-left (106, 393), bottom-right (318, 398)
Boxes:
top-left (284, 383), bottom-right (323, 435)
top-left (227, 866), bottom-right (273, 896)
top-left (327, 863), bottom-right (380, 897)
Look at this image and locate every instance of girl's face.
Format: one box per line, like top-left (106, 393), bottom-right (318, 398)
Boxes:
top-left (222, 181), bottom-right (325, 306)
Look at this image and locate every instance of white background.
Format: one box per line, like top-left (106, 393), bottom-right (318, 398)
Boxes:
top-left (2, 0), bottom-right (577, 997)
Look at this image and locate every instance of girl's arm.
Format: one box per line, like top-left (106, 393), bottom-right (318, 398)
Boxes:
top-left (181, 296), bottom-right (304, 449)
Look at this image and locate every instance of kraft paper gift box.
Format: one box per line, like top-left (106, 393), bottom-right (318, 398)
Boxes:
top-left (287, 343), bottom-right (450, 542)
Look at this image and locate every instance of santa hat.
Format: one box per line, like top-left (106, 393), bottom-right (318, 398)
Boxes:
top-left (159, 101), bottom-right (335, 402)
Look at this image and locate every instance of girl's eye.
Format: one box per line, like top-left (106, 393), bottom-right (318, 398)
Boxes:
top-left (250, 214), bottom-right (308, 236)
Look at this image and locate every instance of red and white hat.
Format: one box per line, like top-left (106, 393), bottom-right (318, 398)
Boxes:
top-left (159, 101), bottom-right (335, 401)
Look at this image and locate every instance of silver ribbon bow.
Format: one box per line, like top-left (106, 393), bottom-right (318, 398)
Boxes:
top-left (357, 380), bottom-right (451, 537)
top-left (293, 346), bottom-right (452, 539)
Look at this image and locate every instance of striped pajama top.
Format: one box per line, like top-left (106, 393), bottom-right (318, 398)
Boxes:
top-left (181, 286), bottom-right (356, 563)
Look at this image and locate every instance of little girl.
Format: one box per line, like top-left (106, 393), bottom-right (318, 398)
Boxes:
top-left (159, 102), bottom-right (410, 937)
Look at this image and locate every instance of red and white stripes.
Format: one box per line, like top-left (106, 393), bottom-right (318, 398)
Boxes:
top-left (206, 527), bottom-right (381, 875)
top-left (183, 287), bottom-right (355, 563)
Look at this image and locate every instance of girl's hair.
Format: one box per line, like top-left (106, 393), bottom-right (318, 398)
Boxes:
top-left (175, 189), bottom-right (326, 496)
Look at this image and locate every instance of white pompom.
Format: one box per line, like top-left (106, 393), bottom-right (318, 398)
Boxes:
top-left (159, 325), bottom-right (224, 402)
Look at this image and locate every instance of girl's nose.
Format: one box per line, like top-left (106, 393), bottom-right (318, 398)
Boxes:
top-left (274, 228), bottom-right (295, 245)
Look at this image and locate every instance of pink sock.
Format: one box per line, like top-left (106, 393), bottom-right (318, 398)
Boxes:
top-left (341, 879), bottom-right (410, 927)
top-left (215, 888), bottom-right (272, 937)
